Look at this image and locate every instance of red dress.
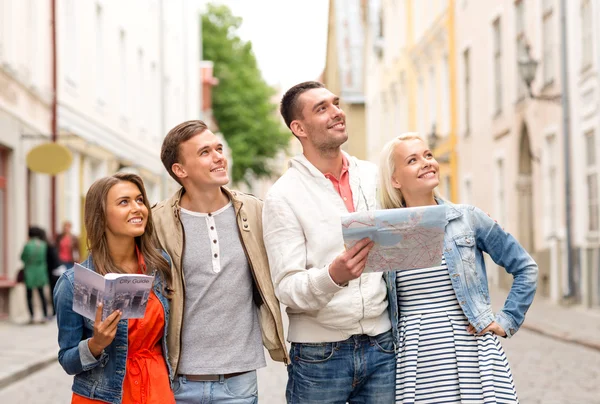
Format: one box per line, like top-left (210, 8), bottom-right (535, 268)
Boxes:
top-left (72, 253), bottom-right (175, 404)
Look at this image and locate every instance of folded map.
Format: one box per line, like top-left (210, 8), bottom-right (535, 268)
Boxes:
top-left (341, 205), bottom-right (448, 272)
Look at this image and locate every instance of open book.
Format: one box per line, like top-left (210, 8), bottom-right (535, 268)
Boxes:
top-left (341, 205), bottom-right (448, 272)
top-left (72, 263), bottom-right (154, 321)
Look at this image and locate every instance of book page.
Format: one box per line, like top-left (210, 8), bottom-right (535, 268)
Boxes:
top-left (106, 273), bottom-right (154, 319)
top-left (72, 263), bottom-right (107, 321)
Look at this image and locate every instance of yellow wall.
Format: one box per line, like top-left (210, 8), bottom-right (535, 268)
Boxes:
top-left (323, 0), bottom-right (368, 161)
top-left (404, 0), bottom-right (459, 202)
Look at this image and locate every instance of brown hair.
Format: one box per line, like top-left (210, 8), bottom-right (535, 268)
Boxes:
top-left (280, 81), bottom-right (325, 132)
top-left (160, 120), bottom-right (209, 185)
top-left (84, 173), bottom-right (172, 292)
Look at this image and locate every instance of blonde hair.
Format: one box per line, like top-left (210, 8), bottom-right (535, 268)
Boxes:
top-left (378, 132), bottom-right (436, 209)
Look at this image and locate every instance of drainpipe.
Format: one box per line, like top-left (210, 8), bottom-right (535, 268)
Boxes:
top-left (159, 0), bottom-right (168, 199)
top-left (559, 0), bottom-right (575, 299)
top-left (50, 0), bottom-right (58, 239)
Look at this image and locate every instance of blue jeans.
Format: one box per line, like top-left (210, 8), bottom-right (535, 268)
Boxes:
top-left (173, 371), bottom-right (258, 404)
top-left (286, 330), bottom-right (396, 404)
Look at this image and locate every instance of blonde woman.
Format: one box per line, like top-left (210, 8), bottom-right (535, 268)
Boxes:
top-left (379, 133), bottom-right (537, 403)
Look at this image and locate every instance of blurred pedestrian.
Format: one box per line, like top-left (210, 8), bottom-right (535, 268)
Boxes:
top-left (56, 221), bottom-right (80, 270)
top-left (39, 228), bottom-right (64, 316)
top-left (54, 173), bottom-right (175, 404)
top-left (378, 133), bottom-right (538, 403)
top-left (21, 226), bottom-right (50, 323)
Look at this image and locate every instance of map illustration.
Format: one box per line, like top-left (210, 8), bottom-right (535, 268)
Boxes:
top-left (341, 205), bottom-right (448, 272)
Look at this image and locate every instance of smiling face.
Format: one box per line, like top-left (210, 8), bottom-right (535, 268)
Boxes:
top-left (391, 138), bottom-right (440, 198)
top-left (172, 130), bottom-right (229, 190)
top-left (105, 181), bottom-right (148, 241)
top-left (291, 87), bottom-right (348, 153)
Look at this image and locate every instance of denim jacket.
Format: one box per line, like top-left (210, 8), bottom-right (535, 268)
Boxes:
top-left (387, 200), bottom-right (538, 341)
top-left (53, 252), bottom-right (172, 404)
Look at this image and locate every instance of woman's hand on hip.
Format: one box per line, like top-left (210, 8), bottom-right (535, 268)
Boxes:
top-left (88, 303), bottom-right (122, 358)
top-left (466, 321), bottom-right (507, 337)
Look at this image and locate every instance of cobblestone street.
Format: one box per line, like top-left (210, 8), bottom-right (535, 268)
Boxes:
top-left (1, 327), bottom-right (599, 403)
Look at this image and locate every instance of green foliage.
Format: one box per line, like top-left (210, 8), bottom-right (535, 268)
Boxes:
top-left (201, 3), bottom-right (290, 183)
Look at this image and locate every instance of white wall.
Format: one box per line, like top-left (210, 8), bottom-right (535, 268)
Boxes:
top-left (56, 0), bottom-right (200, 178)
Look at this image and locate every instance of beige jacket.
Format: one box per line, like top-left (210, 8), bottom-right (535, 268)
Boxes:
top-left (152, 187), bottom-right (289, 375)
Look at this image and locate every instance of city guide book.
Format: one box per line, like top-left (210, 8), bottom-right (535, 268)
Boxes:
top-left (341, 205), bottom-right (448, 273)
top-left (72, 263), bottom-right (154, 321)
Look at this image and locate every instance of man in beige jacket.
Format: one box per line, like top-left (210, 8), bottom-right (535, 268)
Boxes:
top-left (152, 120), bottom-right (288, 404)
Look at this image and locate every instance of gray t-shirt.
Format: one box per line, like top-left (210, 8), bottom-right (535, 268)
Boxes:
top-left (177, 202), bottom-right (266, 374)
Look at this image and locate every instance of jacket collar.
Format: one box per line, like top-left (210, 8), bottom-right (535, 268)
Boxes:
top-left (435, 197), bottom-right (463, 221)
top-left (290, 150), bottom-right (355, 180)
top-left (169, 186), bottom-right (242, 218)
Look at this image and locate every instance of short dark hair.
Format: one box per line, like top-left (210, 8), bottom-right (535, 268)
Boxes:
top-left (280, 81), bottom-right (325, 130)
top-left (161, 120), bottom-right (209, 185)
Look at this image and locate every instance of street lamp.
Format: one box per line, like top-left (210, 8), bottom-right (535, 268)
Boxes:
top-left (518, 42), bottom-right (561, 103)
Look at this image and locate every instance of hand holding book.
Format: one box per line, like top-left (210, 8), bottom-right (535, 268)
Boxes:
top-left (88, 302), bottom-right (122, 358)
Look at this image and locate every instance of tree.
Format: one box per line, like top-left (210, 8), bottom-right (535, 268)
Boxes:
top-left (202, 3), bottom-right (290, 183)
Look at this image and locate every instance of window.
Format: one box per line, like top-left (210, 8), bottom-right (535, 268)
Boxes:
top-left (0, 149), bottom-right (7, 278)
top-left (493, 18), bottom-right (503, 114)
top-left (441, 56), bottom-right (450, 133)
top-left (119, 30), bottom-right (128, 119)
top-left (418, 76), bottom-right (425, 134)
top-left (23, 0), bottom-right (36, 82)
top-left (65, 0), bottom-right (78, 85)
top-left (542, 1), bottom-right (555, 84)
top-left (463, 48), bottom-right (471, 136)
top-left (586, 130), bottom-right (599, 232)
top-left (515, 0), bottom-right (526, 99)
top-left (429, 66), bottom-right (436, 131)
top-left (95, 4), bottom-right (104, 103)
top-left (399, 71), bottom-right (408, 133)
top-left (1, 1), bottom-right (15, 67)
top-left (150, 62), bottom-right (159, 140)
top-left (0, 1), bottom-right (4, 61)
top-left (581, 0), bottom-right (593, 70)
top-left (28, 0), bottom-right (39, 86)
top-left (137, 49), bottom-right (145, 129)
top-left (463, 177), bottom-right (472, 204)
top-left (495, 158), bottom-right (507, 227)
top-left (544, 135), bottom-right (558, 236)
top-left (443, 176), bottom-right (452, 200)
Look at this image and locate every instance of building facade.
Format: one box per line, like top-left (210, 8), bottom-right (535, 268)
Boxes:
top-left (363, 0), bottom-right (459, 201)
top-left (56, 0), bottom-right (200, 258)
top-left (455, 0), bottom-right (600, 308)
top-left (323, 0), bottom-right (368, 160)
top-left (0, 1), bottom-right (54, 319)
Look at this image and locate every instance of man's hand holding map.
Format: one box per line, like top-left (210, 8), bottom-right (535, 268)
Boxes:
top-left (341, 205), bottom-right (448, 272)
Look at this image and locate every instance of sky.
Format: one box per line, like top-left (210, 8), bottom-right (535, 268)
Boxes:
top-left (198, 0), bottom-right (330, 93)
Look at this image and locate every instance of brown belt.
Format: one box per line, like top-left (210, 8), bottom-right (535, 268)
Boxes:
top-left (181, 371), bottom-right (248, 382)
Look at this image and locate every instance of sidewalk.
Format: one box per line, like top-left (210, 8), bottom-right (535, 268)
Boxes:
top-left (1, 288), bottom-right (599, 392)
top-left (0, 320), bottom-right (59, 390)
top-left (489, 286), bottom-right (600, 351)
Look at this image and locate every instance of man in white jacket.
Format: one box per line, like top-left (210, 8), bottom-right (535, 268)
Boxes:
top-left (262, 81), bottom-right (395, 403)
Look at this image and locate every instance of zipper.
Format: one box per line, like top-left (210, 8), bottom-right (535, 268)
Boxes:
top-left (236, 202), bottom-right (290, 365)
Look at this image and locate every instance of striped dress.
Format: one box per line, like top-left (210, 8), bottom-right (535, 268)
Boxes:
top-left (395, 257), bottom-right (519, 404)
